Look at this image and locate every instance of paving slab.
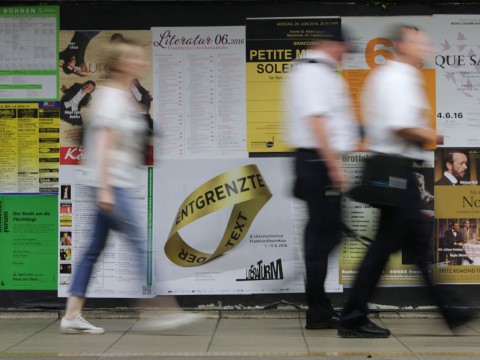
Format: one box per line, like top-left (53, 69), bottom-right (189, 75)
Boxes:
top-left (207, 318), bottom-right (307, 354)
top-left (0, 314), bottom-right (479, 359)
top-left (0, 319), bottom-right (57, 352)
top-left (108, 318), bottom-right (217, 354)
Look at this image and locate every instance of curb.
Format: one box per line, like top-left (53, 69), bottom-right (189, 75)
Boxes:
top-left (0, 307), bottom-right (458, 320)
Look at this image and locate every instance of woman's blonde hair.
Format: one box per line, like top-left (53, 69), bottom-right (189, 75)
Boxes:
top-left (104, 38), bottom-right (141, 76)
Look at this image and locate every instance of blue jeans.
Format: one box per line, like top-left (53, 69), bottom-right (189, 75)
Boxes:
top-left (69, 187), bottom-right (146, 297)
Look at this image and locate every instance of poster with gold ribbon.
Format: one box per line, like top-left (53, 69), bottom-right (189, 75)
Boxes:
top-left (154, 158), bottom-right (305, 295)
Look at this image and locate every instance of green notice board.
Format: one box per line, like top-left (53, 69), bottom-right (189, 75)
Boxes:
top-left (0, 195), bottom-right (58, 289)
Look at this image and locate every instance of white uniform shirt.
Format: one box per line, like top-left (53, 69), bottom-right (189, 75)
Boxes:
top-left (82, 86), bottom-right (147, 188)
top-left (284, 50), bottom-right (357, 153)
top-left (362, 60), bottom-right (430, 160)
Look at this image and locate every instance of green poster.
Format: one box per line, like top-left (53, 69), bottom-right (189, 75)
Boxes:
top-left (0, 195), bottom-right (58, 289)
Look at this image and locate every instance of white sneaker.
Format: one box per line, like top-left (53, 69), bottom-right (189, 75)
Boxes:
top-left (138, 312), bottom-right (204, 332)
top-left (60, 314), bottom-right (105, 334)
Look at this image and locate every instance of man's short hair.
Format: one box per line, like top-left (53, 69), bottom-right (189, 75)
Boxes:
top-left (388, 24), bottom-right (420, 43)
top-left (443, 149), bottom-right (467, 170)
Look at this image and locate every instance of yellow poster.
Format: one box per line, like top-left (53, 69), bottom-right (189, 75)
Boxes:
top-left (435, 184), bottom-right (480, 283)
top-left (246, 18), bottom-right (341, 153)
top-left (0, 103), bottom-right (59, 193)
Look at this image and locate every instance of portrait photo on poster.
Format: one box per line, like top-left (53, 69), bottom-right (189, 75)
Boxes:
top-left (434, 147), bottom-right (480, 186)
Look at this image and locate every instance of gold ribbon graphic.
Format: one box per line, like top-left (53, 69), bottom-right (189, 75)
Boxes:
top-left (164, 164), bottom-right (272, 267)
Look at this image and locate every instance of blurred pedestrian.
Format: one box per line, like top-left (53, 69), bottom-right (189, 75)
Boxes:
top-left (284, 29), bottom-right (358, 329)
top-left (60, 38), bottom-right (149, 335)
top-left (60, 39), bottom-right (199, 334)
top-left (338, 25), bottom-right (475, 338)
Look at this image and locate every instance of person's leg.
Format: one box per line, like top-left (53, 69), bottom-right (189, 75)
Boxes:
top-left (304, 192), bottom-right (341, 319)
top-left (340, 207), bottom-right (402, 328)
top-left (337, 207), bottom-right (402, 338)
top-left (110, 188), bottom-right (202, 331)
top-left (110, 187), bottom-right (147, 276)
top-left (61, 204), bottom-right (112, 334)
top-left (64, 295), bottom-right (86, 320)
top-left (67, 208), bottom-right (111, 304)
top-left (295, 150), bottom-right (341, 326)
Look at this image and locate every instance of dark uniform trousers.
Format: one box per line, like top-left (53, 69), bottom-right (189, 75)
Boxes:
top-left (340, 168), bottom-right (466, 327)
top-left (294, 148), bottom-right (341, 319)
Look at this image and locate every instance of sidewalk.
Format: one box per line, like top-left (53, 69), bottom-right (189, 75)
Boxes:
top-left (0, 310), bottom-right (479, 359)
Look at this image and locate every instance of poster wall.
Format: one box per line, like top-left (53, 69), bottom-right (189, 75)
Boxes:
top-left (2, 14), bottom-right (480, 294)
top-left (432, 16), bottom-right (480, 284)
top-left (0, 5), bottom-right (60, 292)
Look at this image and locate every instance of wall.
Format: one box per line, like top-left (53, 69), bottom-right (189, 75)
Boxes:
top-left (2, 0), bottom-right (480, 310)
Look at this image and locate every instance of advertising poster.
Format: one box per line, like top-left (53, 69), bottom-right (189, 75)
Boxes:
top-left (434, 147), bottom-right (480, 284)
top-left (0, 5), bottom-right (59, 101)
top-left (340, 153), bottom-right (434, 286)
top-left (245, 17), bottom-right (341, 153)
top-left (342, 16), bottom-right (436, 144)
top-left (0, 194), bottom-right (57, 290)
top-left (57, 166), bottom-right (153, 297)
top-left (433, 15), bottom-right (480, 147)
top-left (58, 30), bottom-right (153, 165)
top-left (340, 153), bottom-right (381, 284)
top-left (151, 26), bottom-right (246, 159)
top-left (0, 102), bottom-right (59, 194)
top-left (153, 158), bottom-right (307, 295)
top-left (57, 30), bottom-right (154, 297)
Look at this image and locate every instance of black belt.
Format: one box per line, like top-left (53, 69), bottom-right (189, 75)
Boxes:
top-left (296, 148), bottom-right (322, 161)
top-left (296, 148), bottom-right (316, 154)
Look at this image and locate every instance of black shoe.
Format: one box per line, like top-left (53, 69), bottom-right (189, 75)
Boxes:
top-left (338, 320), bottom-right (391, 338)
top-left (305, 310), bottom-right (339, 329)
top-left (446, 308), bottom-right (476, 330)
top-left (305, 315), bottom-right (339, 329)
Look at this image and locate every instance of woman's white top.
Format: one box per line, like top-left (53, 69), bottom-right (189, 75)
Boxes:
top-left (82, 86), bottom-right (147, 188)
